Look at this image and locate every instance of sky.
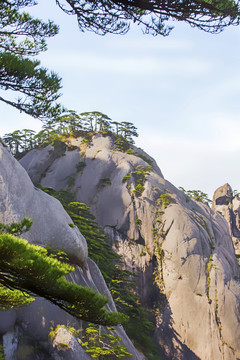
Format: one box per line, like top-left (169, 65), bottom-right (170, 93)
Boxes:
top-left (1, 0), bottom-right (240, 199)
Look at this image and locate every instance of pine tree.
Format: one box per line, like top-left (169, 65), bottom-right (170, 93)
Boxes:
top-left (0, 1), bottom-right (62, 119)
top-left (0, 217), bottom-right (126, 326)
top-left (56, 0), bottom-right (240, 36)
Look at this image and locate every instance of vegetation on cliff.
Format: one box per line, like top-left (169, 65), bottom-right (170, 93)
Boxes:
top-left (0, 217), bottom-right (126, 326)
top-left (0, 1), bottom-right (63, 119)
top-left (39, 186), bottom-right (159, 359)
top-left (3, 111), bottom-right (139, 158)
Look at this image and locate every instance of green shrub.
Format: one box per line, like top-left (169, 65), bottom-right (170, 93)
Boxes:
top-left (67, 144), bottom-right (78, 151)
top-left (76, 161), bottom-right (86, 172)
top-left (157, 191), bottom-right (175, 209)
top-left (139, 249), bottom-right (146, 257)
top-left (66, 174), bottom-right (76, 188)
top-left (81, 135), bottom-right (92, 145)
top-left (0, 345), bottom-right (4, 360)
top-left (137, 153), bottom-right (153, 165)
top-left (131, 165), bottom-right (152, 198)
top-left (114, 136), bottom-right (130, 152)
top-left (0, 216), bottom-right (32, 236)
top-left (179, 187), bottom-right (211, 204)
top-left (82, 324), bottom-right (132, 359)
top-left (126, 148), bottom-right (135, 155)
top-left (133, 184), bottom-right (145, 197)
top-left (97, 178), bottom-right (111, 190)
top-left (135, 218), bottom-right (142, 227)
top-left (206, 255), bottom-right (213, 303)
top-left (122, 174), bottom-right (130, 183)
top-left (51, 136), bottom-right (67, 152)
top-left (40, 187), bottom-right (159, 360)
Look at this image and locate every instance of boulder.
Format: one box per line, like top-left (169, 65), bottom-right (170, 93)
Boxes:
top-left (0, 142), bottom-right (88, 268)
top-left (212, 183), bottom-right (240, 255)
top-left (50, 327), bottom-right (92, 360)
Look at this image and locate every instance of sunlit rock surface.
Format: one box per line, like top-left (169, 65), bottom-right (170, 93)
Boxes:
top-left (0, 142), bottom-right (88, 268)
top-left (20, 134), bottom-right (240, 359)
top-left (212, 183), bottom-right (240, 255)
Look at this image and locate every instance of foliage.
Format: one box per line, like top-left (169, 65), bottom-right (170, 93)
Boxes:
top-left (56, 0), bottom-right (240, 36)
top-left (0, 218), bottom-right (126, 325)
top-left (66, 202), bottom-right (119, 283)
top-left (66, 173), bottom-right (76, 188)
top-left (109, 266), bottom-right (158, 357)
top-left (114, 123), bottom-right (138, 152)
top-left (179, 187), bottom-right (212, 204)
top-left (0, 216), bottom-right (32, 236)
top-left (157, 191), bottom-right (175, 209)
top-left (80, 111), bottom-right (112, 132)
top-left (0, 1), bottom-right (62, 118)
top-left (114, 136), bottom-right (131, 152)
top-left (3, 112), bottom-right (139, 157)
top-left (38, 186), bottom-right (120, 283)
top-left (1, 0), bottom-right (240, 120)
top-left (137, 153), bottom-right (153, 165)
top-left (119, 122), bottom-right (138, 143)
top-left (81, 324), bottom-right (132, 359)
top-left (133, 184), bottom-right (145, 197)
top-left (97, 178), bottom-right (112, 190)
top-left (135, 218), bottom-right (142, 227)
top-left (76, 161), bottom-right (86, 172)
top-left (0, 284), bottom-right (33, 310)
top-left (126, 149), bottom-right (135, 155)
top-left (206, 254), bottom-right (213, 304)
top-left (39, 187), bottom-right (159, 359)
top-left (131, 165), bottom-right (152, 197)
top-left (0, 346), bottom-right (4, 360)
top-left (49, 323), bottom-right (132, 359)
top-left (49, 324), bottom-right (77, 341)
top-left (122, 165), bottom-right (152, 197)
top-left (122, 174), bottom-right (130, 183)
top-left (51, 135), bottom-right (67, 152)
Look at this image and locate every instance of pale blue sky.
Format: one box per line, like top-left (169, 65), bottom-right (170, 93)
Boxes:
top-left (1, 0), bottom-right (240, 198)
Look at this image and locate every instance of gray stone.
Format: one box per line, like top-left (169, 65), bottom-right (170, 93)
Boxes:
top-left (19, 134), bottom-right (240, 359)
top-left (0, 143), bottom-right (88, 268)
top-left (50, 327), bottom-right (91, 360)
top-left (212, 183), bottom-right (240, 254)
top-left (0, 143), bottom-right (144, 360)
top-left (3, 328), bottom-right (18, 360)
top-left (0, 309), bottom-right (16, 335)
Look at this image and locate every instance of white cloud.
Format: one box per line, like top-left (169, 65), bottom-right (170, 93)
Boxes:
top-left (42, 51), bottom-right (211, 78)
top-left (109, 37), bottom-right (194, 51)
top-left (137, 114), bottom-right (240, 157)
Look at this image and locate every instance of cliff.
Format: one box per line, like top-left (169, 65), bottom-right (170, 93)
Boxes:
top-left (19, 133), bottom-right (240, 360)
top-left (0, 142), bottom-right (144, 360)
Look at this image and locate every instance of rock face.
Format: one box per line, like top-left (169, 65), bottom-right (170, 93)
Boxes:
top-left (212, 183), bottom-right (240, 255)
top-left (19, 134), bottom-right (240, 359)
top-left (0, 142), bottom-right (144, 360)
top-left (0, 142), bottom-right (88, 268)
top-left (50, 327), bottom-right (92, 360)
